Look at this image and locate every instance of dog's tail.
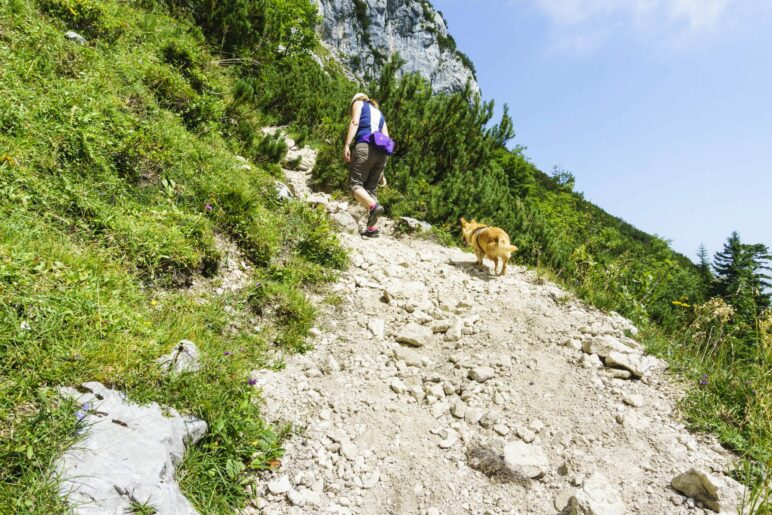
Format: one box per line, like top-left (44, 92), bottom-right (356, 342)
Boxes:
top-left (494, 236), bottom-right (519, 254)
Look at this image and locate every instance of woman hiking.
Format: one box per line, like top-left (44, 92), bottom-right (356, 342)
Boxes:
top-left (343, 93), bottom-right (393, 238)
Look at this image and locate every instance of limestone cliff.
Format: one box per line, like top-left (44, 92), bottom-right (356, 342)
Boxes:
top-left (313, 0), bottom-right (480, 95)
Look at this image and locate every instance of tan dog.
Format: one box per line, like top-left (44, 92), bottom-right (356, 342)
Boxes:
top-left (460, 218), bottom-right (518, 276)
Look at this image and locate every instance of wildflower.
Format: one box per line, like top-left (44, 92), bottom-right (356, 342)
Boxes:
top-left (20, 321), bottom-right (31, 331)
top-left (204, 203), bottom-right (213, 212)
top-left (82, 403), bottom-right (90, 411)
top-left (699, 374), bottom-right (709, 386)
top-left (75, 410), bottom-right (86, 421)
top-left (247, 378), bottom-right (257, 386)
top-left (224, 351), bottom-right (231, 356)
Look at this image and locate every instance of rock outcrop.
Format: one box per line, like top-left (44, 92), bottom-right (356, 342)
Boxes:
top-left (57, 382), bottom-right (206, 514)
top-left (314, 0), bottom-right (480, 95)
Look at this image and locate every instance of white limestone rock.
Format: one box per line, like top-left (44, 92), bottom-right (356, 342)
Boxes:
top-left (56, 382), bottom-right (206, 514)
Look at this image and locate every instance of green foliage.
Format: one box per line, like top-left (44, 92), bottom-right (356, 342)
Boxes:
top-left (711, 232), bottom-right (771, 335)
top-left (0, 1), bottom-right (344, 511)
top-left (151, 0), bottom-right (318, 57)
top-left (39, 0), bottom-right (123, 40)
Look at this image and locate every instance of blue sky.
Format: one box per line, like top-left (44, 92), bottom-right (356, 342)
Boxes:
top-left (432, 0), bottom-right (772, 261)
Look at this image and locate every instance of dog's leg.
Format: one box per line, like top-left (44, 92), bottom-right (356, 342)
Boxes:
top-left (492, 257), bottom-right (499, 274)
top-left (500, 256), bottom-right (508, 276)
top-left (475, 250), bottom-right (485, 270)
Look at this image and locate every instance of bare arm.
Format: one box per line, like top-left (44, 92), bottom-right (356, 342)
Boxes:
top-left (343, 101), bottom-right (363, 162)
top-left (382, 121), bottom-right (389, 138)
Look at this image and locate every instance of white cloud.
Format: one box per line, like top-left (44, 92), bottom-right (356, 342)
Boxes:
top-left (528, 0), bottom-right (733, 52)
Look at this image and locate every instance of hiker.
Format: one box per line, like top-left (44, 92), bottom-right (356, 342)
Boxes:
top-left (343, 93), bottom-right (394, 238)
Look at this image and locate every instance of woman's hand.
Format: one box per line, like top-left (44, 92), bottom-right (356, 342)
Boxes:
top-left (343, 145), bottom-right (351, 163)
top-left (379, 173), bottom-right (387, 187)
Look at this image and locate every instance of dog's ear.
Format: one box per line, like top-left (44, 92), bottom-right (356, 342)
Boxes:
top-left (471, 219), bottom-right (477, 224)
top-left (460, 217), bottom-right (467, 226)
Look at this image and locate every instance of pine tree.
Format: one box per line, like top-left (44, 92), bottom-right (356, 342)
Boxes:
top-left (696, 243), bottom-right (713, 298)
top-left (711, 231), bottom-right (772, 335)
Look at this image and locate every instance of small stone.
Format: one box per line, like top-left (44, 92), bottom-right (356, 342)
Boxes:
top-left (480, 411), bottom-right (498, 429)
top-left (427, 508), bottom-right (440, 515)
top-left (502, 441), bottom-right (550, 479)
top-left (580, 353), bottom-right (602, 369)
top-left (340, 441), bottom-right (358, 461)
top-left (623, 393), bottom-right (644, 408)
top-left (465, 407), bottom-right (484, 425)
top-left (554, 489), bottom-right (574, 512)
top-left (516, 427), bottom-right (536, 443)
top-left (368, 319), bottom-right (385, 339)
top-left (394, 347), bottom-right (423, 367)
top-left (362, 469), bottom-right (380, 489)
top-left (309, 327), bottom-right (322, 338)
top-left (64, 31), bottom-right (87, 44)
top-left (425, 383), bottom-right (445, 399)
top-left (431, 320), bottom-right (451, 333)
top-left (450, 400), bottom-right (467, 419)
top-left (156, 340), bottom-right (201, 374)
top-left (565, 472), bottom-right (625, 515)
top-left (493, 424), bottom-right (510, 436)
top-left (268, 475), bottom-right (291, 495)
top-left (605, 351), bottom-right (659, 378)
top-left (468, 366), bottom-right (496, 383)
top-left (670, 468), bottom-right (744, 513)
top-left (582, 335), bottom-right (633, 358)
top-left (431, 402), bottom-right (448, 419)
top-left (327, 429), bottom-right (347, 443)
top-left (390, 378), bottom-right (406, 394)
top-left (396, 323), bottom-right (432, 347)
top-left (608, 369), bottom-right (632, 380)
top-left (322, 355), bottom-right (340, 374)
top-left (444, 317), bottom-right (464, 342)
top-left (438, 431), bottom-right (458, 449)
top-left (287, 489), bottom-right (305, 506)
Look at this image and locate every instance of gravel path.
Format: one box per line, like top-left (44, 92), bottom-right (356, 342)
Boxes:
top-left (242, 137), bottom-right (744, 515)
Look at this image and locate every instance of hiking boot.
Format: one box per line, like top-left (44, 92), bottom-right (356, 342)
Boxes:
top-left (367, 203), bottom-right (384, 228)
top-left (361, 228), bottom-right (380, 238)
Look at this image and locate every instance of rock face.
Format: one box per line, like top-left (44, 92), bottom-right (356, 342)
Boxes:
top-left (314, 0), bottom-right (480, 95)
top-left (57, 382), bottom-right (206, 514)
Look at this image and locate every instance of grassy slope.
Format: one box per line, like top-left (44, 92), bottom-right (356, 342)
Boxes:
top-left (0, 0), bottom-right (345, 512)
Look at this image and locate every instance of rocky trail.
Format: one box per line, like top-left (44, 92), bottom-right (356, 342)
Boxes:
top-left (52, 133), bottom-right (747, 514)
top-left (243, 135), bottom-right (747, 515)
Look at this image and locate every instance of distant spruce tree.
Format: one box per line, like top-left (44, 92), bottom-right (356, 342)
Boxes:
top-left (696, 243), bottom-right (714, 298)
top-left (711, 231), bottom-right (772, 337)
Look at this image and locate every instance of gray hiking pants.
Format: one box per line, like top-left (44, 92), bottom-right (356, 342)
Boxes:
top-left (349, 142), bottom-right (388, 197)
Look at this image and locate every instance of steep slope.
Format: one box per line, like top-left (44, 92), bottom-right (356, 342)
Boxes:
top-left (244, 145), bottom-right (746, 514)
top-left (314, 0), bottom-right (479, 94)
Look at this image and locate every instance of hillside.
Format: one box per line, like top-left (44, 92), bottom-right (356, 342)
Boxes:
top-left (249, 147), bottom-right (747, 515)
top-left (0, 1), bottom-right (345, 512)
top-left (0, 0), bottom-right (769, 513)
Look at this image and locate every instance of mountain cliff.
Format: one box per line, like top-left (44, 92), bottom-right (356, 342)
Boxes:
top-left (313, 0), bottom-right (480, 95)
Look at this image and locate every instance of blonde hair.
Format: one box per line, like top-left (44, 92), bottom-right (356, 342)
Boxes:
top-left (349, 96), bottom-right (380, 116)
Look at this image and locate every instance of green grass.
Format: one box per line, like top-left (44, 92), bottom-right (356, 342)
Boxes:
top-left (0, 1), bottom-right (345, 512)
top-left (641, 318), bottom-right (772, 513)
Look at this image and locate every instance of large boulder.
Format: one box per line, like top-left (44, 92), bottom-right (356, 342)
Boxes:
top-left (57, 382), bottom-right (206, 514)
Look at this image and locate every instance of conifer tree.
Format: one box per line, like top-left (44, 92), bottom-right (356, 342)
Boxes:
top-left (711, 231), bottom-right (772, 336)
top-left (696, 243), bottom-right (713, 298)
